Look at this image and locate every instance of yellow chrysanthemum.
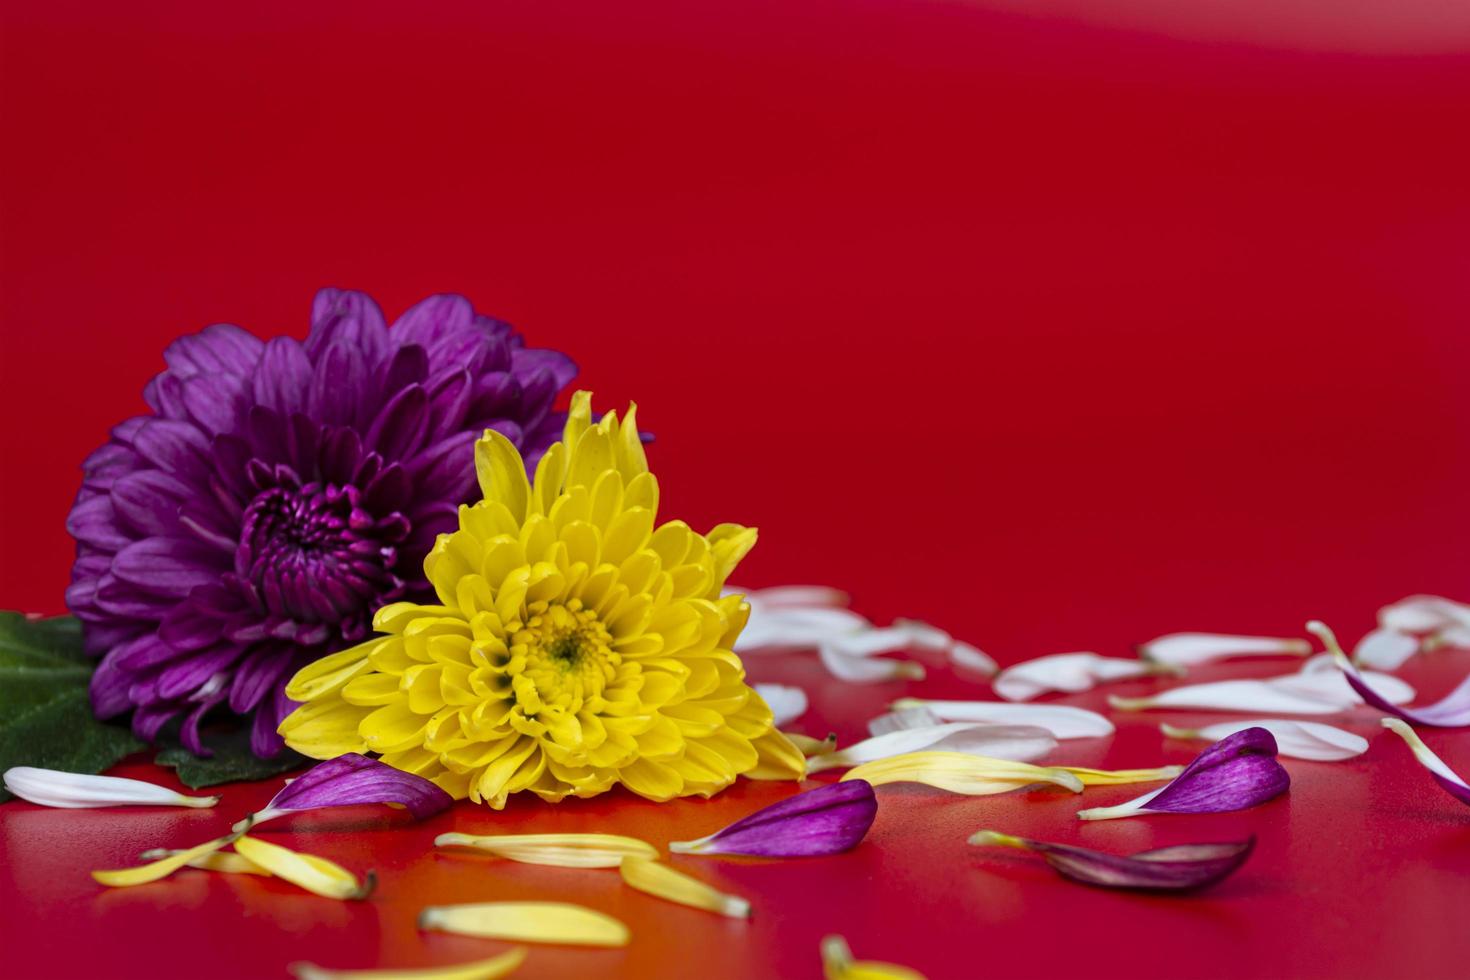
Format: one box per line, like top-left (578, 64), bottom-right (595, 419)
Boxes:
top-left (278, 392), bottom-right (803, 807)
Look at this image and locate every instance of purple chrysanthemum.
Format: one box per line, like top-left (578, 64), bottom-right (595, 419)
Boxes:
top-left (65, 289), bottom-right (576, 758)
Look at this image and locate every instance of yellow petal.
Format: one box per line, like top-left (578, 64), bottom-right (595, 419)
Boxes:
top-left (840, 751), bottom-right (1083, 795)
top-left (137, 848), bottom-right (271, 876)
top-left (475, 428), bottom-right (530, 525)
top-left (233, 835), bottom-right (374, 900)
top-left (289, 949), bottom-right (528, 980)
top-left (785, 732), bottom-right (838, 757)
top-left (1061, 765), bottom-right (1185, 786)
top-left (821, 935), bottom-right (927, 980)
top-left (619, 857), bottom-right (751, 918)
top-left (93, 832), bottom-right (237, 887)
top-left (419, 902), bottom-right (629, 947)
top-left (744, 728), bottom-right (808, 780)
top-left (435, 832), bottom-right (658, 869)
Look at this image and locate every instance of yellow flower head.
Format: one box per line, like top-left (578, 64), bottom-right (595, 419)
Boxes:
top-left (278, 392), bottom-right (803, 807)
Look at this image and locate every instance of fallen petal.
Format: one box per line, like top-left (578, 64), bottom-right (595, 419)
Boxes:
top-left (138, 848), bottom-right (271, 876)
top-left (619, 857), bottom-right (751, 918)
top-left (3, 767), bottom-right (219, 809)
top-left (735, 606), bottom-right (872, 652)
top-left (1109, 652), bottom-right (1414, 716)
top-left (1312, 620), bottom-right (1470, 728)
top-left (237, 753), bottom-right (454, 830)
top-left (992, 653), bottom-right (1181, 702)
top-left (841, 751), bottom-right (1083, 795)
top-left (891, 699), bottom-right (1114, 739)
top-left (1060, 765), bottom-right (1184, 786)
top-left (669, 780), bottom-right (877, 857)
top-left (290, 949), bottom-right (527, 980)
top-left (1377, 595), bottom-right (1470, 634)
top-left (1076, 728), bottom-right (1288, 821)
top-left (739, 585), bottom-right (850, 609)
top-left (1380, 718), bottom-right (1470, 806)
top-left (867, 707), bottom-right (944, 736)
top-left (820, 935), bottom-right (927, 980)
top-left (1162, 719), bottom-right (1367, 761)
top-left (1137, 633), bottom-right (1312, 668)
top-left (968, 830), bottom-right (1254, 892)
top-left (948, 641), bottom-right (999, 677)
top-left (435, 832), bottom-right (658, 868)
top-left (819, 643), bottom-right (925, 683)
top-left (419, 902), bottom-right (630, 947)
top-left (93, 831), bottom-right (237, 887)
top-left (1353, 628), bottom-right (1420, 671)
top-left (755, 683), bottom-right (809, 727)
top-left (233, 834), bottom-right (375, 900)
top-left (806, 724), bottom-right (1056, 773)
top-left (786, 732), bottom-right (839, 756)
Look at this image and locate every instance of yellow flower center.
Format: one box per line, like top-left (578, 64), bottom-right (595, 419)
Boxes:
top-left (508, 600), bottom-right (619, 717)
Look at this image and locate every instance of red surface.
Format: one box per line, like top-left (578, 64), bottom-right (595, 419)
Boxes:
top-left (3, 1), bottom-right (1470, 978)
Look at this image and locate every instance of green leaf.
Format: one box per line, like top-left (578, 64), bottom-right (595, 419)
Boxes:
top-left (0, 612), bottom-right (143, 800)
top-left (156, 727), bottom-right (306, 789)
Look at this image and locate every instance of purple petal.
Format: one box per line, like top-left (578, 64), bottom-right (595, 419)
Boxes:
top-left (251, 753), bottom-right (453, 825)
top-left (308, 288), bottom-right (389, 366)
top-left (229, 645), bottom-right (295, 714)
top-left (1338, 654), bottom-right (1470, 728)
top-left (1081, 728), bottom-right (1290, 820)
top-left (162, 322), bottom-right (263, 378)
top-left (90, 652), bottom-right (137, 718)
top-left (251, 685), bottom-right (295, 758)
top-left (971, 831), bottom-right (1255, 892)
top-left (111, 537), bottom-right (224, 596)
top-left (110, 470), bottom-right (194, 537)
top-left (510, 348), bottom-right (578, 389)
top-left (668, 780), bottom-right (877, 858)
top-left (365, 384), bottom-right (429, 460)
top-left (391, 293), bottom-right (474, 348)
top-left (251, 337), bottom-right (313, 416)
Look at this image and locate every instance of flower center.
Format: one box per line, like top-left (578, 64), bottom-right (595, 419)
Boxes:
top-left (509, 600), bottom-right (619, 715)
top-left (235, 481), bottom-right (409, 630)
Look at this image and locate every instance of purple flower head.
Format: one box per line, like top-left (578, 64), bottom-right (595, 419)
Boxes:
top-left (66, 289), bottom-right (576, 758)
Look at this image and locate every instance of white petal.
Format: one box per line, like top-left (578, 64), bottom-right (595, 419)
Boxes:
top-left (1137, 632), bottom-right (1311, 667)
top-left (893, 698), bottom-right (1115, 738)
top-left (1381, 718), bottom-right (1470, 791)
top-left (1076, 785), bottom-right (1166, 821)
top-left (806, 723), bottom-right (1057, 773)
top-left (1161, 719), bottom-right (1368, 761)
top-left (754, 683), bottom-right (808, 727)
top-left (1112, 660), bottom-right (1415, 715)
top-left (890, 619), bottom-right (955, 651)
top-left (737, 584), bottom-right (850, 609)
top-left (1351, 629), bottom-right (1420, 671)
top-left (1377, 595), bottom-right (1470, 634)
top-left (2, 767), bottom-right (219, 809)
top-left (949, 641), bottom-right (999, 677)
top-left (1434, 624), bottom-right (1470, 649)
top-left (992, 652), bottom-right (1179, 702)
top-left (867, 707), bottom-right (944, 736)
top-left (818, 643), bottom-right (925, 682)
top-left (734, 607), bottom-right (871, 652)
top-left (825, 627), bottom-right (924, 659)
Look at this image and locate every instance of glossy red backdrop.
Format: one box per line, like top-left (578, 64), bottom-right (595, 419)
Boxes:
top-left (2, 2), bottom-right (1469, 978)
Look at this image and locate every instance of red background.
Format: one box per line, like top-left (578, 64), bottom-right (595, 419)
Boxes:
top-left (2, 2), bottom-right (1470, 978)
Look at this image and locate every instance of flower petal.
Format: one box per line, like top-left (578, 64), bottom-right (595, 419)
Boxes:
top-left (842, 751), bottom-right (1083, 795)
top-left (1060, 765), bottom-right (1184, 786)
top-left (890, 699), bottom-right (1114, 739)
top-left (992, 653), bottom-right (1181, 702)
top-left (818, 643), bottom-right (925, 683)
top-left (619, 857), bottom-right (751, 918)
top-left (419, 902), bottom-right (630, 947)
top-left (1137, 632), bottom-right (1311, 667)
top-left (805, 724), bottom-right (1056, 773)
top-left (290, 949), bottom-right (528, 980)
top-left (786, 732), bottom-right (839, 756)
top-left (435, 833), bottom-right (658, 868)
top-left (1162, 719), bottom-right (1367, 761)
top-left (240, 753), bottom-right (454, 829)
top-left (1379, 718), bottom-right (1470, 806)
top-left (820, 935), bottom-right (927, 980)
top-left (1353, 628), bottom-right (1420, 671)
top-left (3, 767), bottom-right (219, 809)
top-left (866, 707), bottom-right (943, 736)
top-left (669, 780), bottom-right (877, 857)
top-left (137, 848), bottom-right (271, 876)
top-left (232, 835), bottom-right (374, 900)
top-left (755, 683), bottom-right (809, 727)
top-left (1312, 621), bottom-right (1470, 728)
top-left (1077, 728), bottom-right (1289, 821)
top-left (93, 832), bottom-right (237, 887)
top-left (968, 830), bottom-right (1255, 892)
top-left (948, 641), bottom-right (999, 677)
top-left (1377, 595), bottom-right (1470, 635)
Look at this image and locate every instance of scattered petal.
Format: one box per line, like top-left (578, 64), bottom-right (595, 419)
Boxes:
top-left (619, 857), bottom-right (751, 918)
top-left (670, 780), bottom-right (877, 857)
top-left (821, 935), bottom-right (927, 980)
top-left (1379, 718), bottom-right (1470, 806)
top-left (233, 834), bottom-right (374, 900)
top-left (891, 699), bottom-right (1115, 739)
top-left (842, 751), bottom-right (1083, 795)
top-left (93, 831), bottom-right (238, 887)
top-left (419, 902), bottom-right (630, 947)
top-left (818, 643), bottom-right (925, 683)
top-left (1162, 719), bottom-right (1367, 761)
top-left (1137, 633), bottom-right (1311, 668)
top-left (786, 732), bottom-right (839, 756)
top-left (1353, 628), bottom-right (1419, 671)
top-left (992, 653), bottom-right (1181, 702)
top-left (1060, 765), bottom-right (1184, 786)
top-left (968, 830), bottom-right (1254, 892)
top-left (1076, 728), bottom-right (1288, 821)
top-left (1311, 620), bottom-right (1470, 728)
top-left (1109, 652), bottom-right (1414, 716)
top-left (290, 949), bottom-right (528, 980)
top-left (1377, 595), bottom-right (1470, 635)
top-left (236, 753), bottom-right (454, 830)
top-left (806, 724), bottom-right (1056, 773)
top-left (866, 707), bottom-right (943, 736)
top-left (3, 767), bottom-right (220, 809)
top-left (739, 585), bottom-right (851, 609)
top-left (138, 848), bottom-right (271, 876)
top-left (435, 833), bottom-right (658, 868)
top-left (948, 641), bottom-right (999, 677)
top-left (755, 683), bottom-right (809, 727)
